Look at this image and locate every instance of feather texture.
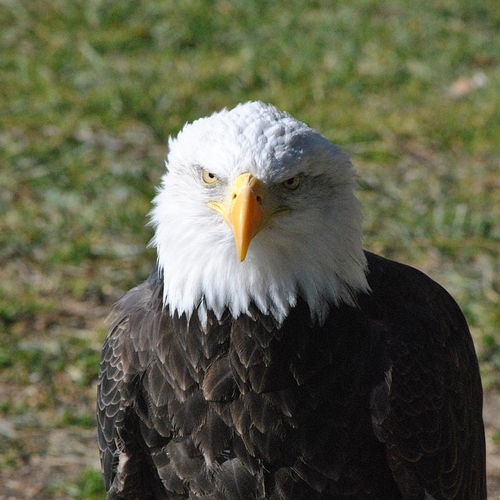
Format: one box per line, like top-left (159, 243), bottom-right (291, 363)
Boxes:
top-left (98, 253), bottom-right (486, 499)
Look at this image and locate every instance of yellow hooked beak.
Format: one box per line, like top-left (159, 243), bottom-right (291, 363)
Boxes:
top-left (208, 173), bottom-right (265, 262)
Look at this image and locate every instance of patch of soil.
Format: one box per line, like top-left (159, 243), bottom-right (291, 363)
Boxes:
top-left (484, 390), bottom-right (500, 497)
top-left (0, 427), bottom-right (99, 499)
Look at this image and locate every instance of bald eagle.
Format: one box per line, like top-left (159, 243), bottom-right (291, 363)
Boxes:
top-left (97, 102), bottom-right (486, 499)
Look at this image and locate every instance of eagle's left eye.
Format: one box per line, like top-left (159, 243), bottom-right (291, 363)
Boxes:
top-left (202, 169), bottom-right (219, 185)
top-left (283, 175), bottom-right (300, 190)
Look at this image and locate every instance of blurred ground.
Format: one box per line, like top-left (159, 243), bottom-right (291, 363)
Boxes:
top-left (485, 391), bottom-right (500, 498)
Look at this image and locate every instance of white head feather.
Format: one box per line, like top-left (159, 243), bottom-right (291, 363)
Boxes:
top-left (150, 102), bottom-right (369, 325)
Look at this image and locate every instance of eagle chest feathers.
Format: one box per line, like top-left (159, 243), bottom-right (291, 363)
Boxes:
top-left (101, 271), bottom-right (394, 499)
top-left (97, 102), bottom-right (486, 499)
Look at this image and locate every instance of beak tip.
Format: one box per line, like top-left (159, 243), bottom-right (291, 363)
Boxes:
top-left (237, 247), bottom-right (248, 262)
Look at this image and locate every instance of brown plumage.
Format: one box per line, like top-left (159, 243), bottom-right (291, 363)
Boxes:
top-left (98, 253), bottom-right (486, 499)
top-left (97, 102), bottom-right (486, 499)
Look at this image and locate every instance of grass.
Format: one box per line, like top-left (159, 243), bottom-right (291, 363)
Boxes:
top-left (1, 0), bottom-right (499, 496)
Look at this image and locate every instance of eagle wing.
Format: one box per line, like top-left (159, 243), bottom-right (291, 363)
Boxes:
top-left (365, 252), bottom-right (486, 499)
top-left (97, 275), bottom-right (174, 500)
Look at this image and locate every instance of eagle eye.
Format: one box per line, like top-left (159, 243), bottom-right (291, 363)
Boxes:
top-left (283, 175), bottom-right (300, 190)
top-left (202, 169), bottom-right (219, 185)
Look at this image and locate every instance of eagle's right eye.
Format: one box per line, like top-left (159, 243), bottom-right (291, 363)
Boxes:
top-left (202, 169), bottom-right (219, 185)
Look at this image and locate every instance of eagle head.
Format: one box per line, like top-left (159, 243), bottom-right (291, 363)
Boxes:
top-left (150, 102), bottom-right (369, 325)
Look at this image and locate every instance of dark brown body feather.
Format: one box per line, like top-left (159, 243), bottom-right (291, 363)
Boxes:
top-left (97, 252), bottom-right (486, 499)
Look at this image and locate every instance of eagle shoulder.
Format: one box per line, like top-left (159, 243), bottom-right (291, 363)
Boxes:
top-left (362, 252), bottom-right (486, 499)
